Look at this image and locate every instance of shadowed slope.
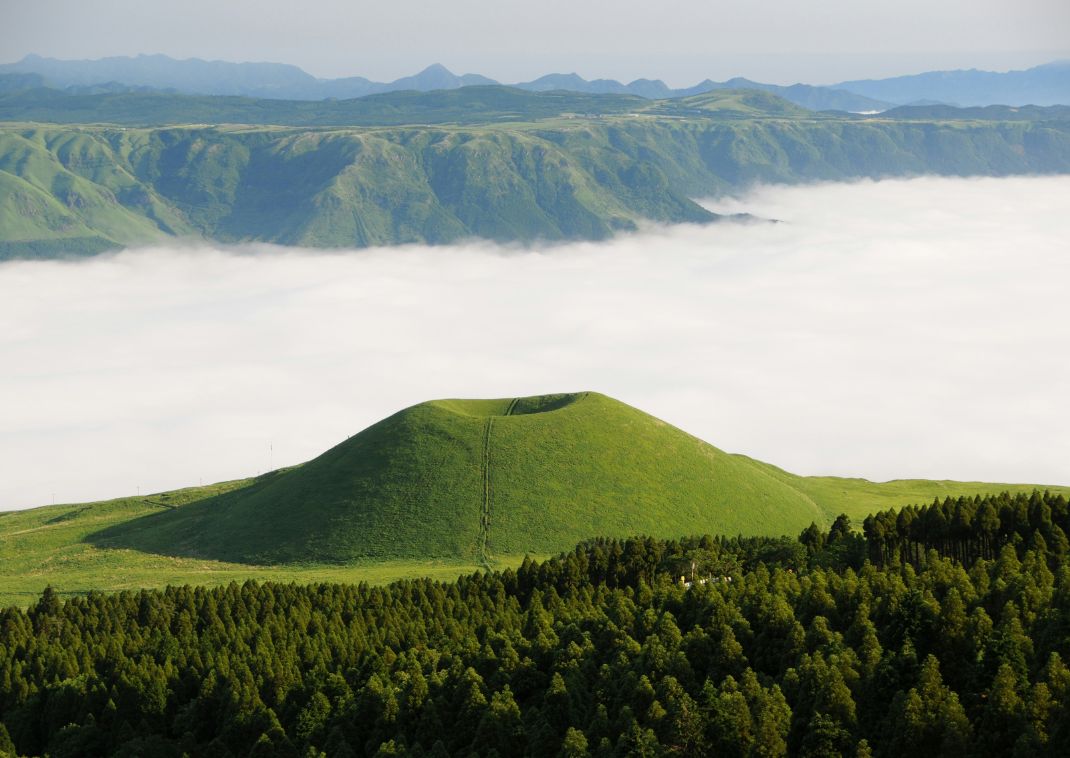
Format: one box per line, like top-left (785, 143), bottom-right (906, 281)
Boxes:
top-left (90, 400), bottom-right (488, 563)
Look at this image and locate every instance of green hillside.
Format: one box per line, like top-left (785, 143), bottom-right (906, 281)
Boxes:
top-left (87, 392), bottom-right (827, 564)
top-left (0, 476), bottom-right (521, 609)
top-left (0, 85), bottom-right (652, 127)
top-left (4, 83), bottom-right (1067, 128)
top-left (0, 127), bottom-right (195, 256)
top-left (0, 123), bottom-right (716, 256)
top-left (0, 85), bottom-right (844, 129)
top-left (87, 392), bottom-right (1070, 564)
top-left (2, 98), bottom-right (1070, 257)
top-left (656, 89), bottom-right (814, 118)
top-left (3, 391), bottom-right (1067, 605)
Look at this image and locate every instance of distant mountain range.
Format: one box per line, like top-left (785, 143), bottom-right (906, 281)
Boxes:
top-left (3, 54), bottom-right (1068, 111)
top-left (0, 54), bottom-right (889, 111)
top-left (4, 54), bottom-right (1066, 110)
top-left (512, 73), bottom-right (890, 112)
top-left (0, 55), bottom-right (499, 100)
top-left (833, 61), bottom-right (1070, 107)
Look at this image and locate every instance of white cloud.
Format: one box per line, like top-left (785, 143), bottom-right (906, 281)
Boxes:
top-left (2, 175), bottom-right (1069, 510)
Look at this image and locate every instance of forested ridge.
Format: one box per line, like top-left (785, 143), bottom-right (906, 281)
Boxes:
top-left (2, 491), bottom-right (1070, 757)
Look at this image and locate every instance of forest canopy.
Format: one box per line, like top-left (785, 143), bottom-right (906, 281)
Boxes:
top-left (1, 490), bottom-right (1069, 757)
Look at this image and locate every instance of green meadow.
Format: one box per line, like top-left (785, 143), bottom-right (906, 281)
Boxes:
top-left (0, 483), bottom-right (528, 608)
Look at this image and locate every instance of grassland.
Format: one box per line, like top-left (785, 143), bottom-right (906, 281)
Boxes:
top-left (3, 392), bottom-right (1067, 607)
top-left (0, 480), bottom-right (529, 608)
top-left (747, 460), bottom-right (1069, 524)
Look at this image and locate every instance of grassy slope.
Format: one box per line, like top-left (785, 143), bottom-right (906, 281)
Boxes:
top-left (90, 401), bottom-right (489, 564)
top-left (746, 459), bottom-right (1070, 523)
top-left (77, 393), bottom-right (1070, 561)
top-left (86, 393), bottom-right (828, 564)
top-left (2, 105), bottom-right (1069, 256)
top-left (0, 85), bottom-right (651, 127)
top-left (85, 393), bottom-right (826, 565)
top-left (0, 123), bottom-right (711, 254)
top-left (4, 84), bottom-right (1065, 128)
top-left (0, 479), bottom-right (523, 608)
top-left (485, 393), bottom-right (826, 554)
top-left (0, 86), bottom-right (827, 128)
top-left (0, 128), bottom-right (193, 255)
top-left (4, 392), bottom-right (1067, 606)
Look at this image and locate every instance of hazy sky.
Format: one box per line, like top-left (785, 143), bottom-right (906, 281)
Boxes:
top-left (2, 0), bottom-right (1068, 85)
top-left (1, 176), bottom-right (1068, 511)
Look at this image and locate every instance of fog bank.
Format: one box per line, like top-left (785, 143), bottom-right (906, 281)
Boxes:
top-left (2, 175), bottom-right (1068, 510)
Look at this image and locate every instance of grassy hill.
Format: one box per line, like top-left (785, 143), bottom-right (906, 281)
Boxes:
top-left (2, 91), bottom-right (1070, 257)
top-left (652, 89), bottom-right (814, 119)
top-left (3, 391), bottom-right (1067, 605)
top-left (87, 392), bottom-right (830, 564)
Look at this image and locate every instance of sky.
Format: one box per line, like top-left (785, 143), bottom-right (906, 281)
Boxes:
top-left (1, 0), bottom-right (1069, 85)
top-left (1, 175), bottom-right (1068, 511)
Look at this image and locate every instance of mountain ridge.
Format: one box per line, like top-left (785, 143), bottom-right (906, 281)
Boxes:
top-left (2, 104), bottom-right (1069, 258)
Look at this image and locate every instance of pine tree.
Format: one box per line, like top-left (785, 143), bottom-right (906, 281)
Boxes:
top-left (559, 727), bottom-right (590, 758)
top-left (978, 663), bottom-right (1025, 757)
top-left (0, 723), bottom-right (15, 758)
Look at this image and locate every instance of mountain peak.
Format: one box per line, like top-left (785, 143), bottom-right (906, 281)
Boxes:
top-left (419, 63), bottom-right (453, 75)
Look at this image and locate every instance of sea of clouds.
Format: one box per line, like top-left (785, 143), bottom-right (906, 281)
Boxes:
top-left (2, 175), bottom-right (1068, 510)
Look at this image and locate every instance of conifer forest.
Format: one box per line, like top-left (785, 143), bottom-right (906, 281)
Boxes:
top-left (3, 491), bottom-right (1070, 757)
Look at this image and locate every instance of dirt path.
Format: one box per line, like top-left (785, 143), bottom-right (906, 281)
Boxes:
top-left (478, 418), bottom-right (494, 567)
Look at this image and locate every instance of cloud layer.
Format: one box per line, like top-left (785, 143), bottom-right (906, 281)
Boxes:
top-left (2, 175), bottom-right (1068, 510)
